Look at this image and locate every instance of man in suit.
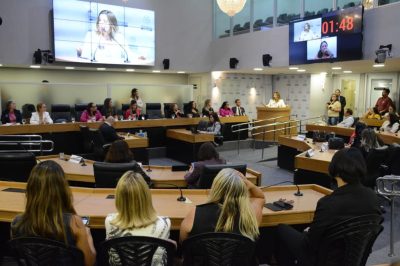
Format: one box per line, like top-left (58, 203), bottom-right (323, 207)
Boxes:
top-left (232, 99), bottom-right (245, 116)
top-left (335, 89), bottom-right (346, 122)
top-left (99, 116), bottom-right (124, 144)
top-left (276, 148), bottom-right (381, 266)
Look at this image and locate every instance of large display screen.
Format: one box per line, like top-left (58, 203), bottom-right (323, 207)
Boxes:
top-left (53, 0), bottom-right (155, 66)
top-left (289, 6), bottom-right (363, 65)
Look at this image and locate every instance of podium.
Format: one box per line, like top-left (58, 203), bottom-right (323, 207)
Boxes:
top-left (254, 106), bottom-right (296, 141)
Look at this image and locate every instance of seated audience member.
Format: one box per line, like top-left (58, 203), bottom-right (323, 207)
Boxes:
top-left (101, 98), bottom-right (117, 118)
top-left (202, 99), bottom-right (214, 117)
top-left (276, 148), bottom-right (381, 266)
top-left (180, 168), bottom-right (265, 242)
top-left (203, 112), bottom-right (222, 135)
top-left (219, 101), bottom-right (233, 117)
top-left (383, 105), bottom-right (400, 118)
top-left (364, 107), bottom-right (381, 120)
top-left (105, 171), bottom-right (171, 265)
top-left (1, 100), bottom-right (22, 124)
top-left (30, 103), bottom-right (53, 124)
top-left (99, 116), bottom-right (124, 144)
top-left (80, 102), bottom-right (104, 122)
top-left (232, 99), bottom-right (246, 116)
top-left (326, 93), bottom-right (341, 125)
top-left (375, 88), bottom-right (393, 115)
top-left (380, 113), bottom-right (400, 133)
top-left (359, 128), bottom-right (384, 159)
top-left (165, 103), bottom-right (184, 119)
top-left (184, 142), bottom-right (226, 188)
top-left (267, 91), bottom-right (286, 108)
top-left (337, 108), bottom-right (354, 128)
top-left (10, 161), bottom-right (96, 266)
top-left (130, 88), bottom-right (144, 110)
top-left (349, 122), bottom-right (367, 148)
top-left (104, 140), bottom-right (153, 187)
top-left (185, 101), bottom-right (200, 117)
top-left (124, 100), bottom-right (141, 120)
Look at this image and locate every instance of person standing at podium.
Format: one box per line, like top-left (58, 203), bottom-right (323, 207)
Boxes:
top-left (232, 99), bottom-right (245, 116)
top-left (266, 92), bottom-right (286, 108)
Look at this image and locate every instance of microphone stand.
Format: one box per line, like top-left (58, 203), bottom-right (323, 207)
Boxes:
top-left (263, 180), bottom-right (303, 197)
top-left (161, 183), bottom-right (187, 202)
top-left (80, 158), bottom-right (87, 166)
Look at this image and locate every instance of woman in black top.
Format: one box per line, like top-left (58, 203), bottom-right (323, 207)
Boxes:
top-left (201, 99), bottom-right (214, 117)
top-left (102, 98), bottom-right (116, 118)
top-left (1, 100), bottom-right (22, 124)
top-left (104, 140), bottom-right (153, 187)
top-left (186, 101), bottom-right (200, 117)
top-left (350, 121), bottom-right (367, 148)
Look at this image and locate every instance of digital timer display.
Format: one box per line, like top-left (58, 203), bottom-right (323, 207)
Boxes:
top-left (289, 5), bottom-right (364, 65)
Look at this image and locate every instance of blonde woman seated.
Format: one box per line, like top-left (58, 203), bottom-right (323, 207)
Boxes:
top-left (180, 168), bottom-right (265, 242)
top-left (30, 103), bottom-right (53, 124)
top-left (11, 161), bottom-right (96, 266)
top-left (105, 171), bottom-right (172, 265)
top-left (266, 92), bottom-right (286, 108)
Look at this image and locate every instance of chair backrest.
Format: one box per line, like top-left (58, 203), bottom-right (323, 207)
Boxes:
top-left (315, 214), bottom-right (383, 266)
top-left (121, 104), bottom-right (130, 113)
top-left (387, 143), bottom-right (400, 175)
top-left (100, 236), bottom-right (176, 266)
top-left (146, 103), bottom-right (162, 119)
top-left (182, 232), bottom-right (256, 266)
top-left (199, 164), bottom-right (246, 189)
top-left (9, 237), bottom-right (84, 266)
top-left (74, 104), bottom-right (88, 121)
top-left (93, 161), bottom-right (136, 188)
top-left (79, 125), bottom-right (93, 153)
top-left (183, 103), bottom-right (191, 115)
top-left (22, 104), bottom-right (36, 120)
top-left (88, 128), bottom-right (107, 160)
top-left (364, 146), bottom-right (389, 188)
top-left (51, 104), bottom-right (71, 123)
top-left (163, 103), bottom-right (174, 117)
top-left (0, 152), bottom-right (36, 182)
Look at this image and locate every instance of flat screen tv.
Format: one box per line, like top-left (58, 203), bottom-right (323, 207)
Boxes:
top-left (53, 0), bottom-right (155, 66)
top-left (289, 6), bottom-right (363, 65)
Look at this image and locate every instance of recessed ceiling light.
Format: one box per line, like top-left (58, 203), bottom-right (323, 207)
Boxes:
top-left (253, 68), bottom-right (263, 71)
top-left (331, 67), bottom-right (342, 70)
top-left (65, 66), bottom-right (75, 70)
top-left (297, 69), bottom-right (306, 72)
top-left (289, 67), bottom-right (299, 70)
top-left (30, 65), bottom-right (41, 69)
top-left (126, 69), bottom-right (135, 72)
top-left (343, 70), bottom-right (352, 73)
top-left (152, 70), bottom-right (161, 73)
top-left (373, 64), bottom-right (385, 68)
top-left (177, 71), bottom-right (186, 74)
top-left (97, 68), bottom-right (106, 71)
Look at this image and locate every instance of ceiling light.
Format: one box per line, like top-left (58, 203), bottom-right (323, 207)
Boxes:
top-left (343, 70), bottom-right (352, 73)
top-left (30, 65), bottom-right (41, 69)
top-left (289, 67), bottom-right (299, 70)
top-left (126, 69), bottom-right (135, 72)
top-left (0, 64), bottom-right (3, 67)
top-left (331, 67), bottom-right (342, 70)
top-left (97, 68), bottom-right (106, 71)
top-left (65, 66), bottom-right (75, 70)
top-left (297, 69), bottom-right (306, 72)
top-left (216, 0), bottom-right (247, 16)
top-left (152, 70), bottom-right (161, 73)
top-left (177, 71), bottom-right (186, 74)
top-left (253, 68), bottom-right (263, 71)
top-left (373, 64), bottom-right (385, 68)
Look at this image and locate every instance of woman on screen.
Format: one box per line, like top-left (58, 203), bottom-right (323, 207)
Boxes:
top-left (298, 22), bottom-right (315, 41)
top-left (315, 41), bottom-right (334, 59)
top-left (77, 10), bottom-right (145, 64)
top-left (267, 92), bottom-right (286, 108)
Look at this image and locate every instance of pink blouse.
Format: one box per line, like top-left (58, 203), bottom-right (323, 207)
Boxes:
top-left (80, 110), bottom-right (103, 122)
top-left (219, 108), bottom-right (233, 117)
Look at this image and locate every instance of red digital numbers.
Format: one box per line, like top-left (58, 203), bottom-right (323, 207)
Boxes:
top-left (322, 17), bottom-right (354, 34)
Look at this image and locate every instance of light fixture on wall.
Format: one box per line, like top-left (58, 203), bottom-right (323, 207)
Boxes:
top-left (216, 0), bottom-right (247, 17)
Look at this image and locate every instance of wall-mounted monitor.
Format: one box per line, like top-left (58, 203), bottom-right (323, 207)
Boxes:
top-left (53, 0), bottom-right (155, 66)
top-left (289, 6), bottom-right (363, 65)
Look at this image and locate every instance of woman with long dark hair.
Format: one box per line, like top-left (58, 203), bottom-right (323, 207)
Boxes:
top-left (80, 102), bottom-right (104, 122)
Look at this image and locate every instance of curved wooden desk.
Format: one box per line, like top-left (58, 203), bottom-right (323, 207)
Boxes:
top-left (0, 181), bottom-right (331, 229)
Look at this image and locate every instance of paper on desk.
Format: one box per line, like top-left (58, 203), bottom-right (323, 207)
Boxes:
top-left (69, 155), bottom-right (83, 164)
top-left (184, 197), bottom-right (192, 204)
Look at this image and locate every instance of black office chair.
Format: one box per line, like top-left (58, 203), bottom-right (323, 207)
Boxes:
top-left (74, 103), bottom-right (88, 122)
top-left (51, 104), bottom-right (71, 123)
top-left (22, 104), bottom-right (36, 120)
top-left (315, 214), bottom-right (383, 266)
top-left (182, 232), bottom-right (256, 266)
top-left (93, 162), bottom-right (137, 188)
top-left (100, 236), bottom-right (176, 266)
top-left (163, 103), bottom-right (174, 118)
top-left (146, 103), bottom-right (163, 119)
top-left (363, 146), bottom-right (389, 188)
top-left (198, 164), bottom-right (246, 189)
top-left (0, 152), bottom-right (36, 182)
top-left (88, 128), bottom-right (110, 161)
top-left (183, 103), bottom-right (191, 116)
top-left (79, 125), bottom-right (93, 154)
top-left (386, 143), bottom-right (400, 175)
top-left (9, 237), bottom-right (84, 266)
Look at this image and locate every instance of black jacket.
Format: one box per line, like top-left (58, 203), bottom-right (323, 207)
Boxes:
top-left (1, 109), bottom-right (22, 124)
top-left (99, 123), bottom-right (123, 144)
top-left (232, 106), bottom-right (245, 116)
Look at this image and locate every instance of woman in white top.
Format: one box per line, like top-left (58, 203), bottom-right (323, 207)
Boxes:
top-left (105, 171), bottom-right (172, 266)
top-left (130, 88), bottom-right (144, 110)
top-left (267, 91), bottom-right (286, 108)
top-left (380, 113), bottom-right (399, 133)
top-left (30, 103), bottom-right (53, 125)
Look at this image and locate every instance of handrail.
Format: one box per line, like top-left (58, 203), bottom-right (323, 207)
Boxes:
top-left (250, 120), bottom-right (299, 133)
top-left (0, 135), bottom-right (54, 154)
top-left (231, 114), bottom-right (297, 129)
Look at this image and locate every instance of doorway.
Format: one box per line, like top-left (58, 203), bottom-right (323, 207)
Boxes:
top-left (341, 79), bottom-right (356, 111)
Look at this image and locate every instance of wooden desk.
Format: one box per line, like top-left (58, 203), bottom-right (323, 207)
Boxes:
top-left (277, 135), bottom-right (315, 171)
top-left (118, 133), bottom-right (148, 149)
top-left (38, 156), bottom-right (261, 188)
top-left (0, 181), bottom-right (331, 229)
top-left (359, 118), bottom-right (384, 127)
top-left (377, 131), bottom-right (400, 145)
top-left (295, 150), bottom-right (335, 174)
top-left (166, 129), bottom-right (214, 143)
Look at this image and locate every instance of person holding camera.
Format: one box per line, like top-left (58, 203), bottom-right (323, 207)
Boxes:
top-left (326, 93), bottom-right (341, 125)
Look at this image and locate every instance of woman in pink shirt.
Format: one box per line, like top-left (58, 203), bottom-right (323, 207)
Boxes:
top-left (219, 101), bottom-right (233, 117)
top-left (80, 102), bottom-right (104, 122)
top-left (124, 100), bottom-right (141, 120)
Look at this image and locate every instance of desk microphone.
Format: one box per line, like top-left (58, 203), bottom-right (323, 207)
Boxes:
top-left (160, 183), bottom-right (186, 202)
top-left (146, 163), bottom-right (152, 172)
top-left (262, 180), bottom-right (303, 197)
top-left (80, 158), bottom-right (87, 166)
